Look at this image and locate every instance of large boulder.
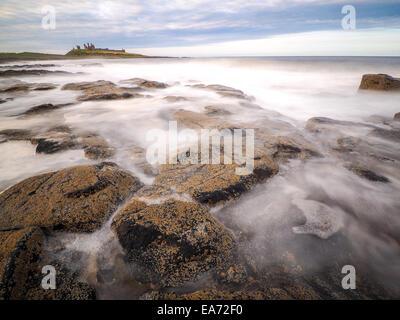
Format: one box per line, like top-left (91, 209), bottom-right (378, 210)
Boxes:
top-left (359, 74), bottom-right (400, 91)
top-left (395, 113), bottom-right (400, 121)
top-left (0, 162), bottom-right (143, 232)
top-left (112, 200), bottom-right (241, 287)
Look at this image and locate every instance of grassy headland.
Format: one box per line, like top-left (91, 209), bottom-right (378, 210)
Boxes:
top-left (0, 50), bottom-right (153, 62)
top-left (65, 49), bottom-right (148, 58)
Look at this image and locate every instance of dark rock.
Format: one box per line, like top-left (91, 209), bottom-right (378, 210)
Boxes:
top-left (0, 70), bottom-right (70, 77)
top-left (0, 162), bottom-right (143, 233)
top-left (359, 74), bottom-right (400, 91)
top-left (347, 166), bottom-right (390, 183)
top-left (0, 64), bottom-right (57, 69)
top-left (204, 106), bottom-right (232, 116)
top-left (120, 78), bottom-right (168, 89)
top-left (0, 129), bottom-right (33, 141)
top-left (0, 82), bottom-right (57, 93)
top-left (394, 113), bottom-right (400, 121)
top-left (0, 227), bottom-right (44, 300)
top-left (20, 103), bottom-right (73, 116)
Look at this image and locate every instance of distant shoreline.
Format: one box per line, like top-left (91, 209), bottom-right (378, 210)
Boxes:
top-left (0, 51), bottom-right (173, 63)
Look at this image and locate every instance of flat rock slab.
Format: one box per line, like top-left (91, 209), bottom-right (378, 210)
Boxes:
top-left (62, 80), bottom-right (144, 101)
top-left (0, 82), bottom-right (57, 93)
top-left (359, 74), bottom-right (400, 91)
top-left (120, 78), bottom-right (168, 89)
top-left (0, 162), bottom-right (143, 232)
top-left (0, 70), bottom-right (70, 77)
top-left (112, 200), bottom-right (240, 287)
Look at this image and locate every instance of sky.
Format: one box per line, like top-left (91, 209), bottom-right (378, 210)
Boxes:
top-left (0, 0), bottom-right (399, 56)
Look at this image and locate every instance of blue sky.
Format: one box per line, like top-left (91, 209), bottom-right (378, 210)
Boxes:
top-left (0, 0), bottom-right (399, 56)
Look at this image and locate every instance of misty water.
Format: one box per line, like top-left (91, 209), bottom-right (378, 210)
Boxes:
top-left (1, 57), bottom-right (400, 298)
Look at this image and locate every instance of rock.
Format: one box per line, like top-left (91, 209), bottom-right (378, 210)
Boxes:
top-left (0, 227), bottom-right (44, 300)
top-left (346, 166), bottom-right (390, 183)
top-left (0, 126), bottom-right (115, 159)
top-left (190, 84), bottom-right (250, 100)
top-left (120, 78), bottom-right (168, 89)
top-left (24, 260), bottom-right (97, 300)
top-left (62, 80), bottom-right (143, 101)
top-left (62, 80), bottom-right (115, 91)
top-left (0, 129), bottom-right (33, 141)
top-left (204, 106), bottom-right (232, 116)
top-left (152, 110), bottom-right (319, 206)
top-left (305, 117), bottom-right (375, 133)
top-left (31, 130), bottom-right (77, 154)
top-left (0, 64), bottom-right (57, 69)
top-left (369, 128), bottom-right (400, 142)
top-left (359, 74), bottom-right (400, 91)
top-left (0, 82), bottom-right (57, 93)
top-left (153, 160), bottom-right (278, 207)
top-left (292, 199), bottom-right (344, 239)
top-left (0, 162), bottom-right (143, 232)
top-left (128, 146), bottom-right (158, 175)
top-left (0, 70), bottom-right (70, 77)
top-left (0, 227), bottom-right (96, 300)
top-left (77, 132), bottom-right (115, 160)
top-left (19, 103), bottom-right (73, 116)
top-left (112, 200), bottom-right (237, 287)
top-left (0, 99), bottom-right (5, 104)
top-left (163, 96), bottom-right (189, 103)
top-left (32, 83), bottom-right (58, 91)
top-left (395, 113), bottom-right (400, 121)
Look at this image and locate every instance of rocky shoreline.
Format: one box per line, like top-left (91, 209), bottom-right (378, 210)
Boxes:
top-left (1, 64), bottom-right (400, 300)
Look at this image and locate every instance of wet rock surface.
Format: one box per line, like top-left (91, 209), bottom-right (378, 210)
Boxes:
top-left (112, 200), bottom-right (241, 287)
top-left (0, 126), bottom-right (116, 160)
top-left (0, 162), bottom-right (143, 232)
top-left (0, 227), bottom-right (96, 300)
top-left (0, 69), bottom-right (70, 77)
top-left (0, 81), bottom-right (57, 93)
top-left (359, 74), bottom-right (400, 91)
top-left (19, 103), bottom-right (74, 116)
top-left (0, 67), bottom-right (399, 300)
top-left (62, 80), bottom-right (144, 101)
top-left (120, 78), bottom-right (168, 89)
top-left (190, 84), bottom-right (251, 100)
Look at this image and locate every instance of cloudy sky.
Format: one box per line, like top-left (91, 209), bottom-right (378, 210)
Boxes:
top-left (0, 0), bottom-right (399, 56)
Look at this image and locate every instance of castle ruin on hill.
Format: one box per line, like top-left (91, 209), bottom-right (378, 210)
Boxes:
top-left (74, 42), bottom-right (125, 53)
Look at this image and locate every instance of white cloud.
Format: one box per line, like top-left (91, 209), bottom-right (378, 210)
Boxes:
top-left (131, 28), bottom-right (400, 57)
